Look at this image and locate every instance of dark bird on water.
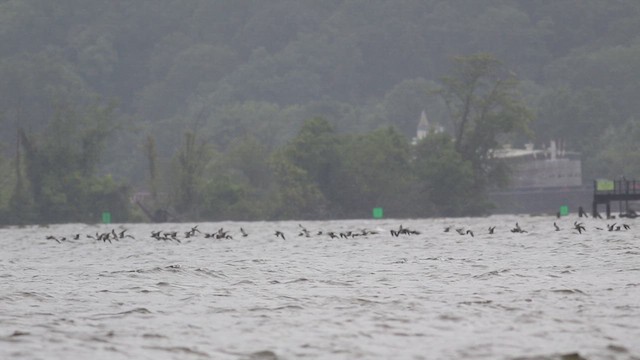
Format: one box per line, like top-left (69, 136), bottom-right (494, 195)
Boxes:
top-left (275, 230), bottom-right (286, 240)
top-left (99, 232), bottom-right (112, 243)
top-left (214, 228), bottom-right (228, 239)
top-left (118, 229), bottom-right (135, 239)
top-left (607, 223), bottom-right (630, 231)
top-left (391, 225), bottom-right (420, 237)
top-left (488, 226), bottom-right (496, 234)
top-left (573, 221), bottom-right (586, 234)
top-left (46, 235), bottom-right (61, 244)
top-left (553, 222), bottom-right (560, 231)
top-left (184, 226), bottom-right (199, 238)
top-left (511, 223), bottom-right (527, 233)
top-left (298, 224), bottom-right (310, 237)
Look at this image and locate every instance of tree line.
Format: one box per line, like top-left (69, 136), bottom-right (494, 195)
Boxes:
top-left (1, 1), bottom-right (640, 223)
top-left (0, 54), bottom-right (530, 223)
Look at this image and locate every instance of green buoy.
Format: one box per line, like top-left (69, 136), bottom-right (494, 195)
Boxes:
top-left (102, 212), bottom-right (112, 224)
top-left (373, 207), bottom-right (383, 219)
top-left (559, 205), bottom-right (569, 217)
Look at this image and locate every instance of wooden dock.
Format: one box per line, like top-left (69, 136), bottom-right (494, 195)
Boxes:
top-left (592, 179), bottom-right (640, 218)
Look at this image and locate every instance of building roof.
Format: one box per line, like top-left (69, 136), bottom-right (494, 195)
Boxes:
top-left (417, 110), bottom-right (429, 131)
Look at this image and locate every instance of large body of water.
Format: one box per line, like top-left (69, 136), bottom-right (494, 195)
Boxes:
top-left (1, 215), bottom-right (639, 359)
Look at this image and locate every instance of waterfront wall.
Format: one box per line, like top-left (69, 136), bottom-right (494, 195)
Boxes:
top-left (509, 158), bottom-right (582, 189)
top-left (488, 186), bottom-right (593, 215)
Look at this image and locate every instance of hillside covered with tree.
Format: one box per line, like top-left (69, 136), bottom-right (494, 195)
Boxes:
top-left (1, 0), bottom-right (640, 223)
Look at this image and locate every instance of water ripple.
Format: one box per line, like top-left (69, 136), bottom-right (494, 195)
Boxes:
top-left (1, 216), bottom-right (639, 359)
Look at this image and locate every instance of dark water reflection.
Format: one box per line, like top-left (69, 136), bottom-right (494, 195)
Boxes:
top-left (1, 216), bottom-right (639, 359)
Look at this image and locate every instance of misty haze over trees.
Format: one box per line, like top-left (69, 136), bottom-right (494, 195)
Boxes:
top-left (1, 1), bottom-right (640, 224)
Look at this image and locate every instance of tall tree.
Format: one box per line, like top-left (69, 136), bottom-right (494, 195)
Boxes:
top-left (281, 117), bottom-right (339, 194)
top-left (15, 102), bottom-right (129, 223)
top-left (413, 132), bottom-right (482, 216)
top-left (143, 135), bottom-right (159, 202)
top-left (268, 117), bottom-right (337, 219)
top-left (171, 131), bottom-right (211, 214)
top-left (332, 126), bottom-right (416, 217)
top-left (586, 117), bottom-right (640, 180)
top-left (435, 53), bottom-right (532, 187)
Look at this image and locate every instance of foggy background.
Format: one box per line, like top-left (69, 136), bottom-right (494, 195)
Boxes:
top-left (1, 0), bottom-right (639, 223)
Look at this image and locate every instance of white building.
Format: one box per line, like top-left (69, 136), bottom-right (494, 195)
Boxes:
top-left (416, 110), bottom-right (429, 140)
top-left (413, 110), bottom-right (443, 144)
top-left (492, 141), bottom-right (582, 189)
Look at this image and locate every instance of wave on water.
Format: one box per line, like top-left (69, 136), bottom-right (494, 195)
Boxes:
top-left (0, 216), bottom-right (639, 359)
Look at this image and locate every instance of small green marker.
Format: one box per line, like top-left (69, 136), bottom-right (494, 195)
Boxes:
top-left (102, 212), bottom-right (112, 224)
top-left (373, 207), bottom-right (383, 219)
top-left (559, 205), bottom-right (569, 217)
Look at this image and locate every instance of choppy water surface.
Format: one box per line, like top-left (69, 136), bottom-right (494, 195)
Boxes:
top-left (1, 216), bottom-right (639, 359)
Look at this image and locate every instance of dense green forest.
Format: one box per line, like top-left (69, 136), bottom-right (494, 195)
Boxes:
top-left (1, 0), bottom-right (640, 223)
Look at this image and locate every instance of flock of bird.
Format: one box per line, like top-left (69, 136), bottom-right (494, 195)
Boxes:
top-left (46, 229), bottom-right (134, 244)
top-left (43, 218), bottom-right (633, 245)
